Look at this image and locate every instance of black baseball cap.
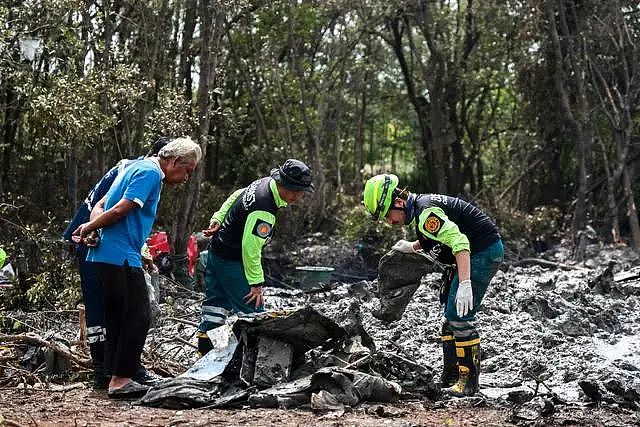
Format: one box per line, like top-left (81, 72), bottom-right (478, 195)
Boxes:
top-left (270, 159), bottom-right (315, 193)
top-left (147, 136), bottom-right (171, 156)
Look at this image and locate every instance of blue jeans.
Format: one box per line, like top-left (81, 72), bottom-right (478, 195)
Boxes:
top-left (198, 252), bottom-right (264, 333)
top-left (444, 240), bottom-right (503, 322)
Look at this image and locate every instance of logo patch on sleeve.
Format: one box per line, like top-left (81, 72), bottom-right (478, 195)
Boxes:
top-left (424, 213), bottom-right (443, 235)
top-left (253, 221), bottom-right (273, 238)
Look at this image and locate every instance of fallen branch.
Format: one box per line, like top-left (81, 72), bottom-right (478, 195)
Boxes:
top-left (4, 418), bottom-right (28, 427)
top-left (344, 354), bottom-right (371, 369)
top-left (165, 317), bottom-right (199, 328)
top-left (48, 382), bottom-right (86, 392)
top-left (175, 336), bottom-right (198, 350)
top-left (265, 273), bottom-right (298, 290)
top-left (162, 275), bottom-right (203, 298)
top-left (379, 350), bottom-right (430, 374)
top-left (333, 272), bottom-right (369, 281)
top-left (511, 258), bottom-right (590, 271)
top-left (0, 355), bottom-right (16, 363)
top-left (498, 158), bottom-right (543, 200)
top-left (0, 333), bottom-right (91, 368)
top-left (159, 335), bottom-right (198, 350)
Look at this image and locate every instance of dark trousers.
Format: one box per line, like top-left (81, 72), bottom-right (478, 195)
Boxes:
top-left (95, 262), bottom-right (150, 378)
top-left (198, 252), bottom-right (264, 333)
top-left (76, 245), bottom-right (106, 340)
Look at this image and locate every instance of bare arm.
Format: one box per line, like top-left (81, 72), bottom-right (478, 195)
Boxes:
top-left (90, 196), bottom-right (107, 221)
top-left (73, 199), bottom-right (139, 242)
top-left (454, 250), bottom-right (471, 282)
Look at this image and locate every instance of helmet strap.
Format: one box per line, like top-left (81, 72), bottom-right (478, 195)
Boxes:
top-left (372, 175), bottom-right (391, 218)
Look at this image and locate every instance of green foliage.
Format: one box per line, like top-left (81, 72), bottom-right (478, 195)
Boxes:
top-left (336, 193), bottom-right (406, 256)
top-left (195, 182), bottom-right (236, 229)
top-left (492, 202), bottom-right (562, 249)
top-left (26, 262), bottom-right (80, 310)
top-left (144, 89), bottom-right (195, 140)
top-left (0, 205), bottom-right (80, 311)
top-left (0, 313), bottom-right (31, 334)
top-left (27, 72), bottom-right (114, 149)
top-left (1, 0), bottom-right (640, 292)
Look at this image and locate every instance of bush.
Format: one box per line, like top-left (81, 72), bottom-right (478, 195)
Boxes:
top-left (335, 193), bottom-right (407, 257)
top-left (491, 202), bottom-right (562, 256)
top-left (0, 204), bottom-right (80, 311)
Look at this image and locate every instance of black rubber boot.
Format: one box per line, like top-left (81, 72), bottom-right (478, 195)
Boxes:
top-left (197, 332), bottom-right (213, 357)
top-left (444, 334), bottom-right (481, 397)
top-left (88, 341), bottom-right (109, 390)
top-left (440, 322), bottom-right (458, 388)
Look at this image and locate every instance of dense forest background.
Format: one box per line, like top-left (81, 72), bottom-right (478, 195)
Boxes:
top-left (1, 0), bottom-right (639, 308)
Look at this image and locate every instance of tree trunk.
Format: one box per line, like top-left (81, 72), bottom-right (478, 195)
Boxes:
top-left (133, 0), bottom-right (170, 146)
top-left (1, 82), bottom-right (19, 196)
top-left (621, 166), bottom-right (640, 250)
top-left (600, 139), bottom-right (621, 244)
top-left (66, 5), bottom-right (92, 215)
top-left (180, 0), bottom-right (197, 106)
top-left (289, 1), bottom-right (325, 219)
top-left (386, 15), bottom-right (436, 190)
top-left (587, 1), bottom-right (638, 250)
top-left (171, 0), bottom-right (223, 260)
top-left (274, 70), bottom-right (294, 156)
top-left (545, 0), bottom-right (592, 239)
top-left (334, 108), bottom-right (343, 192)
top-left (0, 5), bottom-right (20, 195)
top-left (427, 67), bottom-right (450, 194)
top-left (226, 28), bottom-right (268, 143)
top-left (97, 0), bottom-right (113, 184)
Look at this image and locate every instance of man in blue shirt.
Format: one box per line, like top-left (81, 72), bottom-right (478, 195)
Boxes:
top-left (72, 137), bottom-right (202, 398)
top-left (63, 137), bottom-right (169, 389)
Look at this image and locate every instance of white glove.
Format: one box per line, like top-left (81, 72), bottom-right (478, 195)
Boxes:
top-left (392, 239), bottom-right (417, 253)
top-left (455, 279), bottom-right (473, 317)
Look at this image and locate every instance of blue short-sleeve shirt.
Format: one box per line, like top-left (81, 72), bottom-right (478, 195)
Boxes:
top-left (87, 159), bottom-right (163, 267)
top-left (62, 158), bottom-right (141, 242)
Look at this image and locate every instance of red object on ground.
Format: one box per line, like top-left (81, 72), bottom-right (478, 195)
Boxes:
top-left (187, 234), bottom-right (197, 276)
top-left (146, 231), bottom-right (199, 277)
top-left (146, 231), bottom-right (170, 258)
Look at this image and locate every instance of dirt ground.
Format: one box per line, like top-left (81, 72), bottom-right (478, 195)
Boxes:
top-left (0, 385), bottom-right (637, 427)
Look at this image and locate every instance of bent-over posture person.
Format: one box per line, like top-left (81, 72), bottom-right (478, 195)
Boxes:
top-left (363, 174), bottom-right (503, 397)
top-left (62, 137), bottom-right (169, 389)
top-left (197, 159), bottom-right (314, 356)
top-left (73, 137), bottom-right (202, 398)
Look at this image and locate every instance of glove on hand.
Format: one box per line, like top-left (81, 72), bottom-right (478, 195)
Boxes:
top-left (392, 239), bottom-right (417, 253)
top-left (455, 279), bottom-right (473, 317)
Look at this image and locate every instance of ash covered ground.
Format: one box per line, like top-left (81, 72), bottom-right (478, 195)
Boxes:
top-left (1, 240), bottom-right (640, 426)
top-left (269, 241), bottom-right (640, 408)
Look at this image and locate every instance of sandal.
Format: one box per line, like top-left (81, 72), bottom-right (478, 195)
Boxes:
top-left (107, 381), bottom-right (150, 399)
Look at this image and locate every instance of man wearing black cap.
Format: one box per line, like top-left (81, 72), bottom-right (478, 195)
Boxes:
top-left (197, 159), bottom-right (314, 356)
